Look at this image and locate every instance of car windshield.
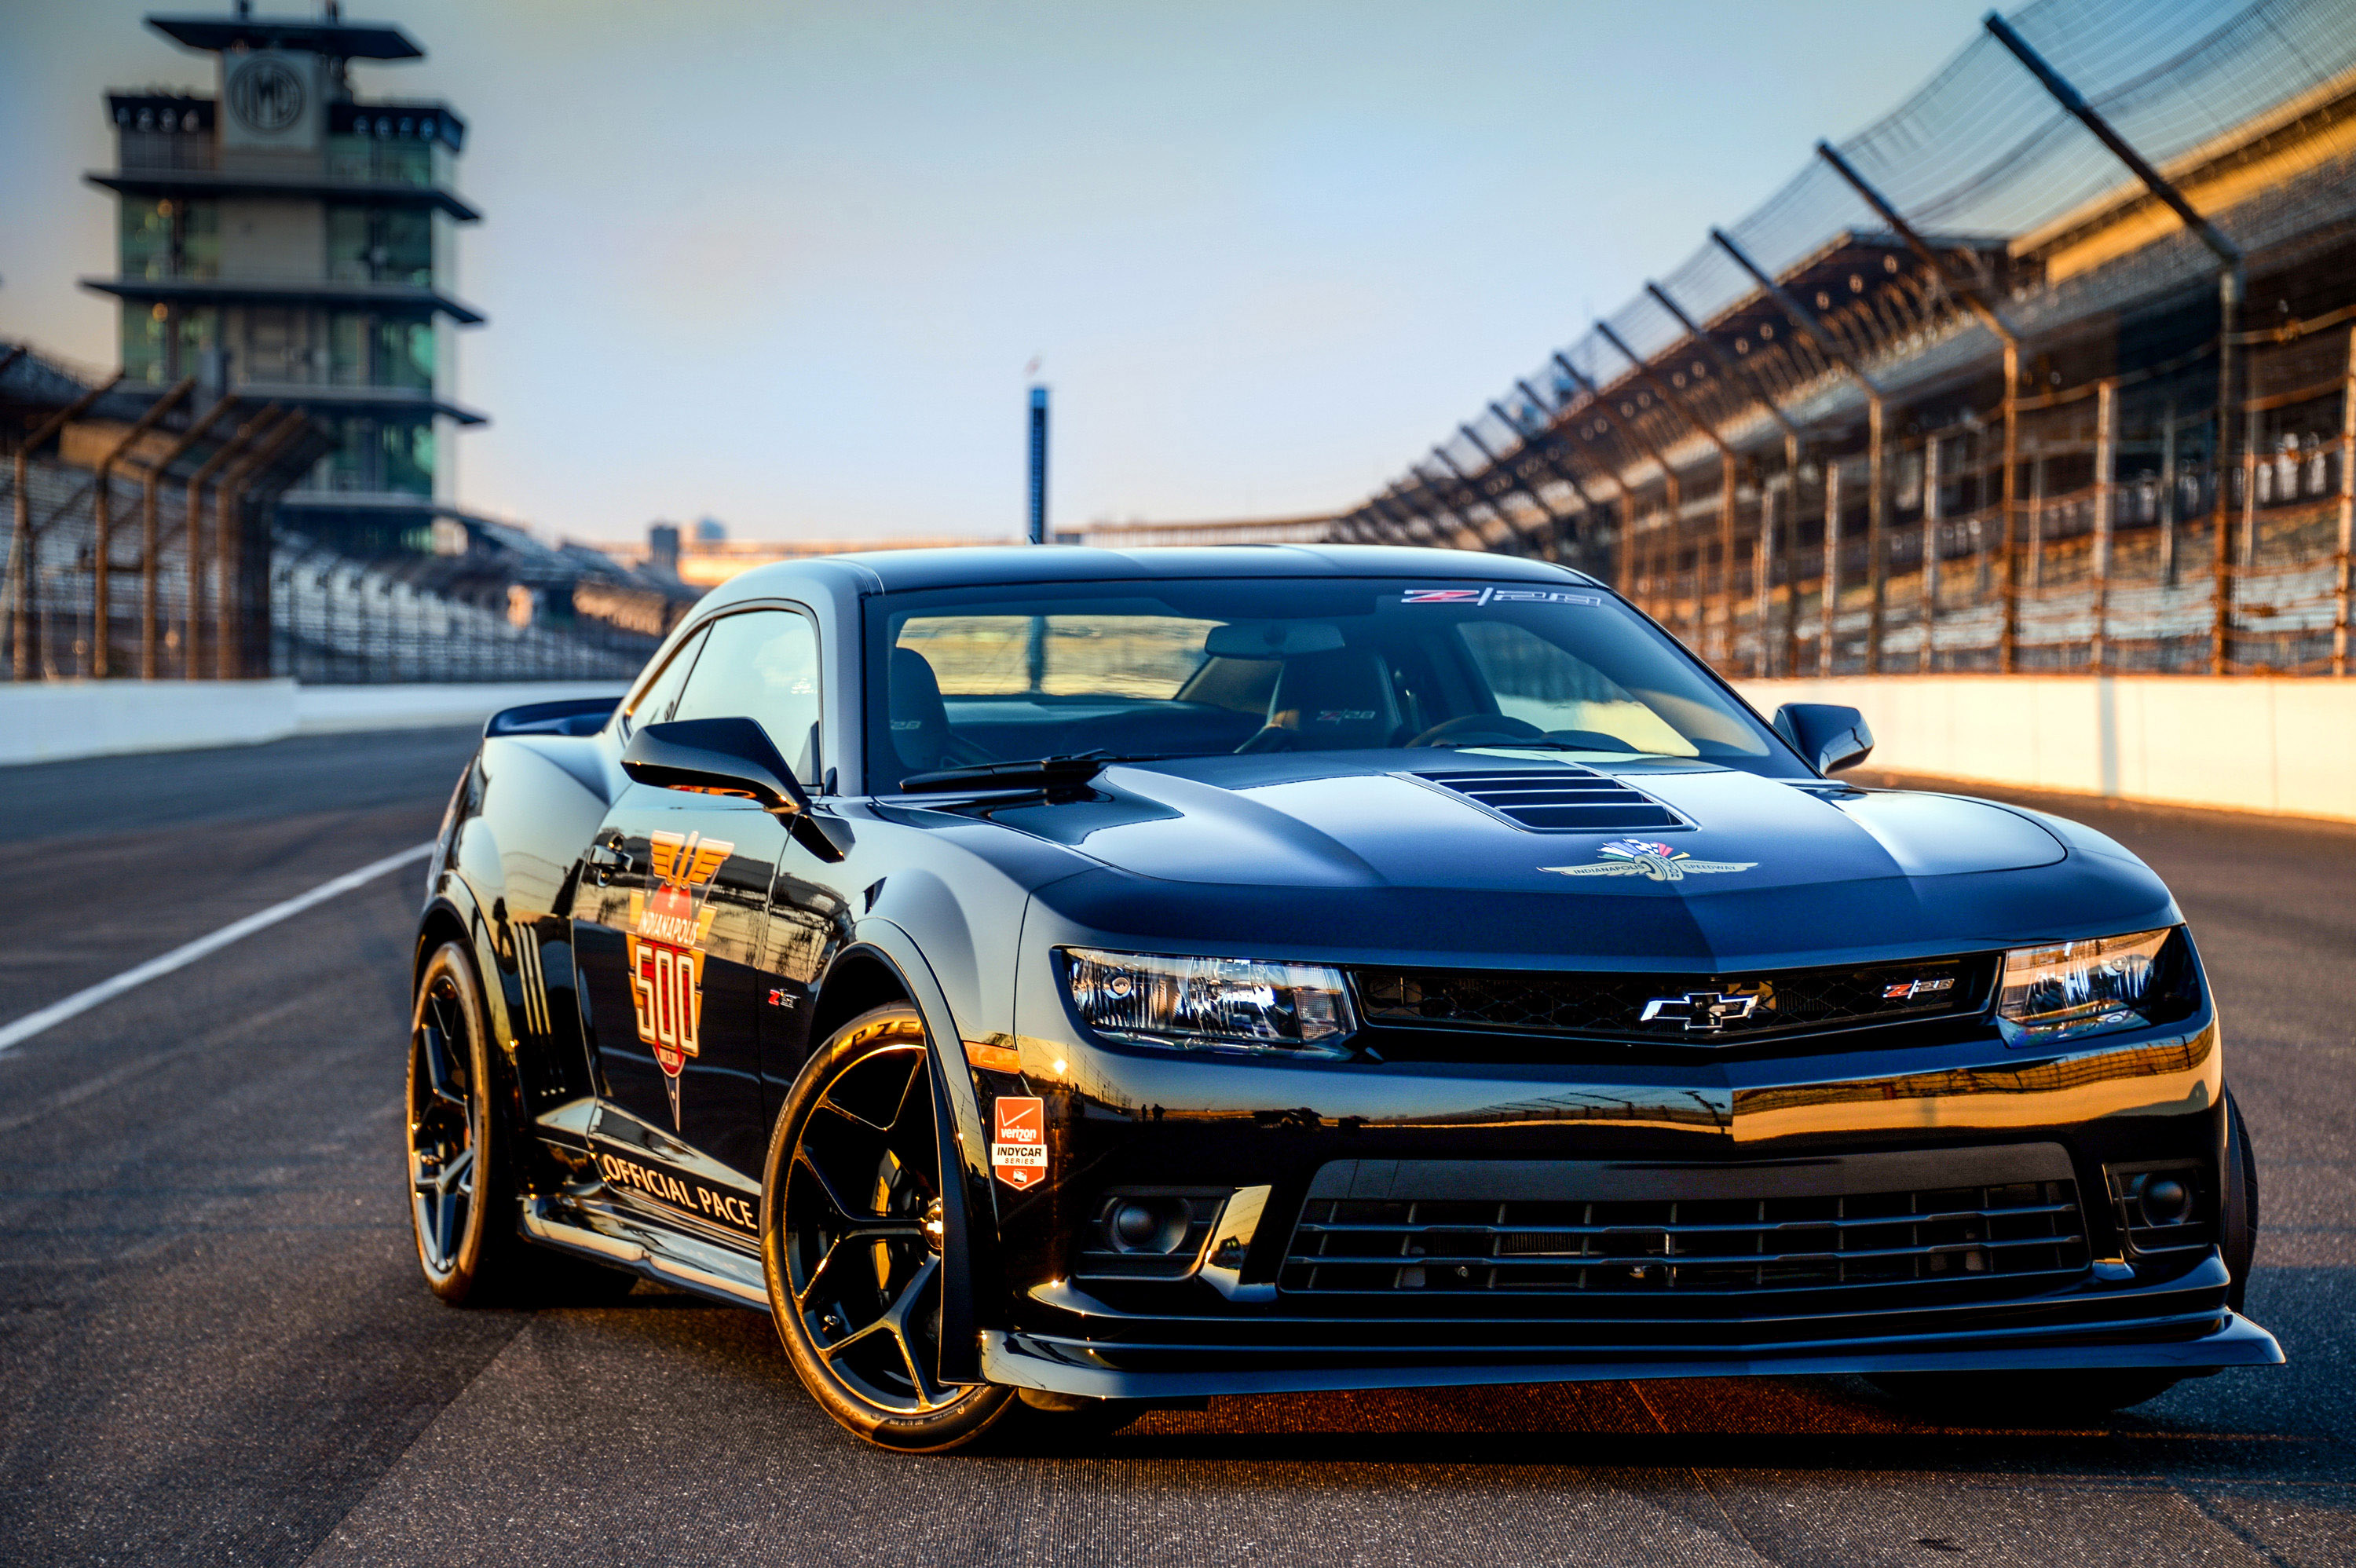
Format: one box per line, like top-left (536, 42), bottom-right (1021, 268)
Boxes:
top-left (862, 576), bottom-right (1806, 790)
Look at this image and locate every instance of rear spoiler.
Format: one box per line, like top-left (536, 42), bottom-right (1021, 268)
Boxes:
top-left (485, 696), bottom-right (620, 738)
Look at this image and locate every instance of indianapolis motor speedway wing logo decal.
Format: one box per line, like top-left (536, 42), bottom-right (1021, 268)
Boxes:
top-left (1541, 839), bottom-right (1757, 884)
top-left (626, 830), bottom-right (734, 1128)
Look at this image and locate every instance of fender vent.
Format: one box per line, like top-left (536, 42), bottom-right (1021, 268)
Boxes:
top-left (1412, 769), bottom-right (1682, 832)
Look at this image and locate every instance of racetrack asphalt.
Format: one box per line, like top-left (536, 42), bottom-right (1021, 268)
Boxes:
top-left (0, 731), bottom-right (2347, 1567)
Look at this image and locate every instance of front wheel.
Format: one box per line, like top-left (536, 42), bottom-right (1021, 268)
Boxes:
top-left (762, 1004), bottom-right (1135, 1452)
top-left (763, 1006), bottom-right (1016, 1450)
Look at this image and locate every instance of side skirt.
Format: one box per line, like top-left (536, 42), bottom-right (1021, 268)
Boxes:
top-left (521, 1193), bottom-right (767, 1310)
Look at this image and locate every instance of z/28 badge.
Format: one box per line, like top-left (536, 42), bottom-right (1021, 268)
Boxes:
top-left (626, 830), bottom-right (733, 1128)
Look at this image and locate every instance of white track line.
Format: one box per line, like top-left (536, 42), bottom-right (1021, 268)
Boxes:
top-left (0, 841), bottom-right (434, 1055)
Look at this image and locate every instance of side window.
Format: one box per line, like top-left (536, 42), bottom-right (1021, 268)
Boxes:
top-left (620, 625), bottom-right (709, 738)
top-left (669, 609), bottom-right (824, 785)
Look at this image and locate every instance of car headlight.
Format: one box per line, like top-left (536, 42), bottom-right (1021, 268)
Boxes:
top-left (1996, 927), bottom-right (2175, 1045)
top-left (1062, 948), bottom-right (1358, 1057)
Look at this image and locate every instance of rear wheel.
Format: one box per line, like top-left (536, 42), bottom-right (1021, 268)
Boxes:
top-left (763, 1004), bottom-right (1134, 1452)
top-left (1871, 1088), bottom-right (2262, 1419)
top-left (408, 940), bottom-right (521, 1303)
top-left (408, 938), bottom-right (632, 1307)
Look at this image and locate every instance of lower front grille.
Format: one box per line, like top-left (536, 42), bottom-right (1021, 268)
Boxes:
top-left (1280, 1149), bottom-right (2091, 1303)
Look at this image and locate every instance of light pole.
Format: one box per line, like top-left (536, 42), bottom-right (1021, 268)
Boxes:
top-left (1026, 383), bottom-right (1048, 546)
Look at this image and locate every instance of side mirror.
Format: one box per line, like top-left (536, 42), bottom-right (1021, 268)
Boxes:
top-left (622, 718), bottom-right (844, 861)
top-left (1772, 703), bottom-right (1875, 775)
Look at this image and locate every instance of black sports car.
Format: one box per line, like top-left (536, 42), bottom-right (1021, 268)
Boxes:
top-left (409, 544), bottom-right (2279, 1450)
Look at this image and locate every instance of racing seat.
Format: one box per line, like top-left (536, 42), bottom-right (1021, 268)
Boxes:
top-left (887, 647), bottom-right (983, 780)
top-left (1238, 647), bottom-right (1406, 751)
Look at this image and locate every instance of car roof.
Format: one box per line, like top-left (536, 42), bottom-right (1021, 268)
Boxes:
top-left (701, 543), bottom-right (1597, 608)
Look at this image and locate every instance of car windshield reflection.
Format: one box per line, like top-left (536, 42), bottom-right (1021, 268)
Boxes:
top-left (863, 576), bottom-right (1805, 791)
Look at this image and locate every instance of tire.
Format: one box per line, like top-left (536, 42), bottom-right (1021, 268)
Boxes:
top-left (408, 939), bottom-right (634, 1307)
top-left (762, 1003), bottom-right (1131, 1453)
top-left (1871, 1089), bottom-right (2262, 1420)
top-left (2222, 1087), bottom-right (2259, 1313)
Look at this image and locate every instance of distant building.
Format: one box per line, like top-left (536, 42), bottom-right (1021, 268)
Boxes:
top-left (601, 516), bottom-right (1340, 587)
top-left (1078, 514), bottom-right (1338, 547)
top-left (613, 525), bottom-right (1022, 589)
top-left (87, 2), bottom-right (485, 555)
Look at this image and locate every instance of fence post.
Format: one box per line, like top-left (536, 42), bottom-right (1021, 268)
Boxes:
top-left (1921, 433), bottom-right (1942, 671)
top-left (2094, 378), bottom-right (2116, 673)
top-left (1781, 436), bottom-right (1802, 675)
top-left (2337, 326), bottom-right (2354, 676)
top-left (2212, 288), bottom-right (2241, 674)
top-left (1820, 456), bottom-right (1842, 674)
top-left (2241, 398), bottom-right (2261, 569)
top-left (2000, 345), bottom-right (2022, 671)
top-left (1754, 476), bottom-right (1775, 677)
top-left (1865, 396), bottom-right (1886, 674)
top-left (2160, 399), bottom-right (2179, 589)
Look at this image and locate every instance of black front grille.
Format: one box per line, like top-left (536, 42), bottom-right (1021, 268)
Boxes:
top-left (1412, 769), bottom-right (1682, 832)
top-left (1354, 954), bottom-right (1996, 1044)
top-left (1282, 1153), bottom-right (2091, 1302)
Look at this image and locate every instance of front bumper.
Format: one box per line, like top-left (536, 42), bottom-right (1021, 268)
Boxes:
top-left (956, 934), bottom-right (2278, 1398)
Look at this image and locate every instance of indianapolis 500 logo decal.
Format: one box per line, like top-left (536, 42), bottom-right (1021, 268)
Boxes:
top-left (626, 830), bottom-right (734, 1128)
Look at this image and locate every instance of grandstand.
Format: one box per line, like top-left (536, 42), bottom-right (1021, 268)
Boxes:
top-left (1333, 0), bottom-right (2356, 677)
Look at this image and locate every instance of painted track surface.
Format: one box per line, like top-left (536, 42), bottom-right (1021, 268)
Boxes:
top-left (0, 732), bottom-right (2346, 1566)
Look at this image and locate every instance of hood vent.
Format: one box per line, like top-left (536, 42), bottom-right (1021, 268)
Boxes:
top-left (1412, 769), bottom-right (1683, 832)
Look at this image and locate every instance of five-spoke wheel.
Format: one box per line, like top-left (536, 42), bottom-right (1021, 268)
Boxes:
top-left (763, 1005), bottom-right (1022, 1449)
top-left (408, 941), bottom-right (503, 1302)
top-left (408, 938), bottom-right (631, 1307)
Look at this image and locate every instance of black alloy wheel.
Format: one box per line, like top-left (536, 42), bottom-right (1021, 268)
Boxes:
top-left (408, 940), bottom-right (508, 1303)
top-left (764, 1004), bottom-right (1136, 1453)
top-left (408, 938), bottom-right (631, 1307)
top-left (764, 1006), bottom-right (1013, 1449)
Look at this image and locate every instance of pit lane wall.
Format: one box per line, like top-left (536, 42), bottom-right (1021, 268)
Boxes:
top-left (0, 680), bottom-right (626, 766)
top-left (1736, 676), bottom-right (2356, 824)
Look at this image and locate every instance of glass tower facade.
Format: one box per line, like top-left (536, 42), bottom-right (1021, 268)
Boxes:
top-left (94, 13), bottom-right (485, 553)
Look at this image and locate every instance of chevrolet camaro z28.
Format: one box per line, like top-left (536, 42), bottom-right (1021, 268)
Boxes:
top-left (408, 543), bottom-right (2278, 1451)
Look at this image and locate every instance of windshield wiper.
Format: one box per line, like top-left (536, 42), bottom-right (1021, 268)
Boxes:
top-left (896, 751), bottom-right (1162, 794)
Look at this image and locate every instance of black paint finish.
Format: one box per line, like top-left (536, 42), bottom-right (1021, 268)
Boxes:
top-left (416, 543), bottom-right (2280, 1402)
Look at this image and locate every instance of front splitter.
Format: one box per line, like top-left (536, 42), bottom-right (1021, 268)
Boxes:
top-left (978, 1311), bottom-right (2284, 1400)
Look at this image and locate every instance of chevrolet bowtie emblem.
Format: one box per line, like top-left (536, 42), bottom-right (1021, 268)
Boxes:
top-left (1639, 990), bottom-right (1764, 1031)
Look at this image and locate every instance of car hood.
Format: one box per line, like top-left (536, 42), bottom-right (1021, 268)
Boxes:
top-left (978, 752), bottom-right (2177, 970)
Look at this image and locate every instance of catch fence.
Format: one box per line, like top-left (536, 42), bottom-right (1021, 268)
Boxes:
top-left (1341, 0), bottom-right (2356, 676)
top-left (2, 445), bottom-right (673, 685)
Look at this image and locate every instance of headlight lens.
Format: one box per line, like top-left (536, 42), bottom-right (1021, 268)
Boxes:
top-left (1996, 927), bottom-right (2174, 1045)
top-left (1063, 948), bottom-right (1357, 1057)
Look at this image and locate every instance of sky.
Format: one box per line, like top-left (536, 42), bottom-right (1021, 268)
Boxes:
top-left (0, 0), bottom-right (1996, 544)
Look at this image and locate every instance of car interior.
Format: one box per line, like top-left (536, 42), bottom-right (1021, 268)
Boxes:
top-left (877, 604), bottom-right (1759, 788)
